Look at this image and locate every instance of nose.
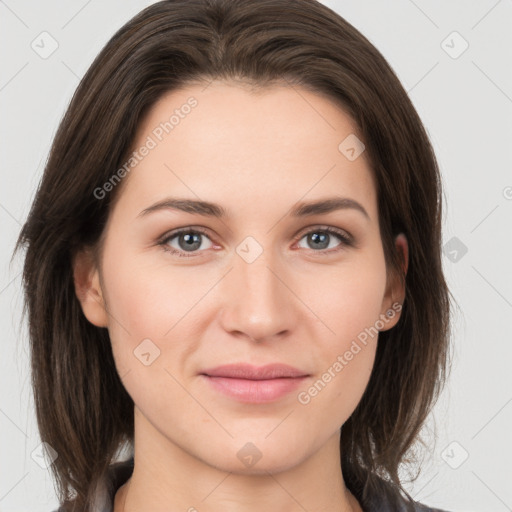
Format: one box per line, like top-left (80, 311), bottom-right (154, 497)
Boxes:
top-left (218, 243), bottom-right (298, 344)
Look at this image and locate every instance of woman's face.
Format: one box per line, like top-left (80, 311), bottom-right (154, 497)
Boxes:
top-left (76, 80), bottom-right (406, 474)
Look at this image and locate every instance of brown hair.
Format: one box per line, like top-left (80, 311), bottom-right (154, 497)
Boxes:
top-left (15, 0), bottom-right (452, 510)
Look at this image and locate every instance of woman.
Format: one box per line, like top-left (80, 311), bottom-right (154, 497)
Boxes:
top-left (15, 0), bottom-right (452, 510)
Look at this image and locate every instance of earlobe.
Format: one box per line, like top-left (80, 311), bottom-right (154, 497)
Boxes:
top-left (72, 248), bottom-right (109, 328)
top-left (380, 233), bottom-right (409, 331)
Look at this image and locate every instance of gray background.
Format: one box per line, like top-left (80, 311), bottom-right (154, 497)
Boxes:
top-left (1, 0), bottom-right (511, 510)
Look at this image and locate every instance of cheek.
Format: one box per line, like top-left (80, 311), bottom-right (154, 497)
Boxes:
top-left (101, 246), bottom-right (201, 336)
top-left (98, 247), bottom-right (171, 372)
top-left (293, 253), bottom-right (386, 407)
top-left (99, 242), bottom-right (222, 383)
top-left (299, 251), bottom-right (388, 342)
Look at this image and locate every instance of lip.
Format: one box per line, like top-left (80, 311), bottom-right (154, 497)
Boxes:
top-left (201, 363), bottom-right (308, 379)
top-left (200, 363), bottom-right (310, 403)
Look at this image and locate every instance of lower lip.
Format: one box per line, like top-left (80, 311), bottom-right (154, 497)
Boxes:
top-left (202, 375), bottom-right (309, 403)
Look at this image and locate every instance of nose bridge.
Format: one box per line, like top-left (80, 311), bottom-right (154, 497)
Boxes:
top-left (220, 238), bottom-right (295, 341)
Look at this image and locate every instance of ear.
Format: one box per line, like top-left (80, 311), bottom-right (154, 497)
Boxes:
top-left (379, 233), bottom-right (408, 331)
top-left (72, 248), bottom-right (109, 328)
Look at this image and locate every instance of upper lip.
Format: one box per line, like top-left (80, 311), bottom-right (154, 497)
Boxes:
top-left (200, 363), bottom-right (309, 380)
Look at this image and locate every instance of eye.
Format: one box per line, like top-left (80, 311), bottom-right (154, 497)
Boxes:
top-left (159, 227), bottom-right (214, 258)
top-left (158, 225), bottom-right (354, 259)
top-left (295, 226), bottom-right (353, 254)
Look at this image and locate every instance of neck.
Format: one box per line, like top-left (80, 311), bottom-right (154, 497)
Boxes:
top-left (114, 408), bottom-right (361, 512)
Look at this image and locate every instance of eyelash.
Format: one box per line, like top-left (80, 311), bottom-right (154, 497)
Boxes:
top-left (157, 225), bottom-right (354, 259)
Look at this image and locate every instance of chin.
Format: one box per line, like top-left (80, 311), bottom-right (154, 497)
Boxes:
top-left (198, 440), bottom-right (308, 476)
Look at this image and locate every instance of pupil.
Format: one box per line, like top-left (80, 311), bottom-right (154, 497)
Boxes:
top-left (181, 233), bottom-right (201, 251)
top-left (310, 232), bottom-right (328, 249)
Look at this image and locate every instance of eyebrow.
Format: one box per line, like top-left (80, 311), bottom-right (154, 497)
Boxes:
top-left (138, 196), bottom-right (370, 221)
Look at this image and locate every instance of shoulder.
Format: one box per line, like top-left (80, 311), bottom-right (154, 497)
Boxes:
top-left (411, 503), bottom-right (450, 512)
top-left (365, 492), bottom-right (451, 512)
top-left (50, 457), bottom-right (135, 512)
top-left (353, 475), bottom-right (451, 512)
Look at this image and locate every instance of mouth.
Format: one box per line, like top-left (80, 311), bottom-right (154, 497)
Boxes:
top-left (200, 363), bottom-right (309, 379)
top-left (199, 363), bottom-right (310, 403)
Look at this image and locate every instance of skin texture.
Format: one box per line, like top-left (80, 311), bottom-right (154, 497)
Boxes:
top-left (74, 81), bottom-right (408, 512)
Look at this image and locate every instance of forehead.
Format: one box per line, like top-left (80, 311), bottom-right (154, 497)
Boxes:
top-left (113, 80), bottom-right (377, 221)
